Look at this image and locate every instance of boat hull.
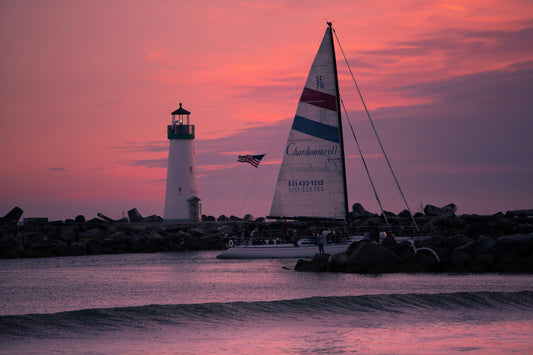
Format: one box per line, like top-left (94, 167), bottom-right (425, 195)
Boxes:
top-left (216, 243), bottom-right (350, 259)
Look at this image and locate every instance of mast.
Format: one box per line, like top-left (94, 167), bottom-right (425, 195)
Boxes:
top-left (328, 22), bottom-right (350, 221)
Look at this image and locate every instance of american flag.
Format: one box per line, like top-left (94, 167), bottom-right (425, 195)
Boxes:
top-left (237, 154), bottom-right (265, 168)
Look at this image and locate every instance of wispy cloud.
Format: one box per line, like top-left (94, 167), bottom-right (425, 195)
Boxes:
top-left (198, 164), bottom-right (231, 172)
top-left (110, 141), bottom-right (167, 153)
top-left (127, 158), bottom-right (167, 168)
top-left (343, 24), bottom-right (533, 97)
top-left (396, 60), bottom-right (533, 101)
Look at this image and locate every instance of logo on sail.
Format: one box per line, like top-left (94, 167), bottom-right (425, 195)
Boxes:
top-left (286, 143), bottom-right (338, 157)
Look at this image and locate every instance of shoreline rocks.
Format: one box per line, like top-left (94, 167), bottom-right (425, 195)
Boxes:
top-left (0, 220), bottom-right (230, 259)
top-left (295, 232), bottom-right (533, 274)
top-left (1, 204), bottom-right (533, 274)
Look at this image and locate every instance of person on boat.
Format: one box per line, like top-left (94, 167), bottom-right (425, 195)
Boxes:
top-left (370, 228), bottom-right (380, 243)
top-left (317, 232), bottom-right (325, 254)
top-left (282, 221), bottom-right (288, 242)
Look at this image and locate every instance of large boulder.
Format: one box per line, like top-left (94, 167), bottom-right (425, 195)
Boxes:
top-left (398, 209), bottom-right (413, 218)
top-left (424, 204), bottom-right (457, 217)
top-left (200, 232), bottom-right (226, 250)
top-left (59, 228), bottom-right (76, 242)
top-left (497, 234), bottom-right (533, 256)
top-left (351, 203), bottom-right (375, 218)
top-left (178, 230), bottom-right (205, 250)
top-left (444, 234), bottom-right (473, 249)
top-left (68, 240), bottom-right (87, 256)
top-left (130, 232), bottom-right (167, 253)
top-left (127, 208), bottom-right (143, 223)
top-left (188, 227), bottom-right (206, 238)
top-left (450, 249), bottom-right (472, 269)
top-left (526, 252), bottom-right (533, 273)
top-left (474, 253), bottom-right (496, 272)
top-left (0, 207), bottom-right (23, 226)
top-left (51, 240), bottom-right (69, 256)
top-left (328, 252), bottom-right (351, 272)
top-left (347, 242), bottom-right (401, 273)
top-left (294, 253), bottom-right (331, 272)
top-left (381, 235), bottom-right (399, 252)
top-left (104, 232), bottom-right (130, 254)
top-left (81, 227), bottom-right (101, 239)
top-left (0, 233), bottom-right (24, 258)
top-left (494, 250), bottom-right (523, 273)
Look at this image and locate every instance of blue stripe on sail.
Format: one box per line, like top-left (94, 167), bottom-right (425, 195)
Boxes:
top-left (291, 115), bottom-right (339, 143)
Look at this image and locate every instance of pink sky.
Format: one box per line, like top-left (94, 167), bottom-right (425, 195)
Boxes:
top-left (1, 0), bottom-right (532, 221)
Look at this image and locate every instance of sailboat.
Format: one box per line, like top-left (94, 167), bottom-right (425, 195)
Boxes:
top-left (217, 23), bottom-right (358, 259)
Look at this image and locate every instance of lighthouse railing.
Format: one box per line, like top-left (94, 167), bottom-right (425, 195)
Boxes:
top-left (168, 124), bottom-right (195, 138)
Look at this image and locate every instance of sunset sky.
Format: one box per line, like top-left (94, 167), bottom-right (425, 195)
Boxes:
top-left (1, 0), bottom-right (532, 221)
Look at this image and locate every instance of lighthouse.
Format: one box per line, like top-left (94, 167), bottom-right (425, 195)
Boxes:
top-left (164, 103), bottom-right (200, 221)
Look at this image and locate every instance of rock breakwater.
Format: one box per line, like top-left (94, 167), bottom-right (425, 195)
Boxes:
top-left (0, 218), bottom-right (232, 259)
top-left (1, 204), bottom-right (532, 274)
top-left (295, 232), bottom-right (533, 273)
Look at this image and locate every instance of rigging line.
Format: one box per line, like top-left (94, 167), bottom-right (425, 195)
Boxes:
top-left (238, 119), bottom-right (291, 217)
top-left (238, 120), bottom-right (289, 217)
top-left (239, 120), bottom-right (286, 216)
top-left (238, 159), bottom-right (264, 217)
top-left (341, 99), bottom-right (392, 234)
top-left (333, 29), bottom-right (420, 233)
top-left (238, 122), bottom-right (283, 217)
top-left (238, 66), bottom-right (305, 217)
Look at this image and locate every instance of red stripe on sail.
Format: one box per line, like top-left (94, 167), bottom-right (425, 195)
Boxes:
top-left (299, 87), bottom-right (337, 111)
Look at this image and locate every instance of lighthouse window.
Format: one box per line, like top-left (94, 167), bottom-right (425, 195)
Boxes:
top-left (179, 187), bottom-right (182, 194)
top-left (189, 167), bottom-right (193, 174)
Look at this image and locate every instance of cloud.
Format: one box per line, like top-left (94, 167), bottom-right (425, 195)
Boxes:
top-left (231, 73), bottom-right (304, 100)
top-left (141, 45), bottom-right (171, 61)
top-left (111, 141), bottom-right (167, 153)
top-left (395, 26), bottom-right (533, 57)
top-left (198, 164), bottom-right (232, 172)
top-left (127, 158), bottom-right (167, 169)
top-left (50, 167), bottom-right (68, 172)
top-left (342, 24), bottom-right (533, 94)
top-left (351, 61), bottom-right (533, 199)
top-left (396, 60), bottom-right (533, 102)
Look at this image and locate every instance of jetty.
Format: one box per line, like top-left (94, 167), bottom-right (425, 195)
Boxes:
top-left (1, 204), bottom-right (532, 274)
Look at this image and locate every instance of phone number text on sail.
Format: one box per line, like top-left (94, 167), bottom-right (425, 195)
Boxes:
top-left (288, 179), bottom-right (324, 193)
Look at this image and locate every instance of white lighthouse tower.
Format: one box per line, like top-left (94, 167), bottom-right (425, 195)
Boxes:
top-left (164, 103), bottom-right (200, 222)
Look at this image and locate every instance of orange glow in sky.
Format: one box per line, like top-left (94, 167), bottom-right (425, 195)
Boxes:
top-left (1, 0), bottom-right (532, 220)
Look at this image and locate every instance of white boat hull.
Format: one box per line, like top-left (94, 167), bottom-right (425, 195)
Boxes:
top-left (216, 243), bottom-right (350, 259)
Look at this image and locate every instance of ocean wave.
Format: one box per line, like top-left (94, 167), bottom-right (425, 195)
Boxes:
top-left (1, 291), bottom-right (532, 338)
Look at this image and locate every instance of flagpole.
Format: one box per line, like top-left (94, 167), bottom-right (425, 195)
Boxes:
top-left (237, 154), bottom-right (265, 216)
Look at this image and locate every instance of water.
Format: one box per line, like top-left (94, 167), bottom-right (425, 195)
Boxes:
top-left (1, 252), bottom-right (532, 354)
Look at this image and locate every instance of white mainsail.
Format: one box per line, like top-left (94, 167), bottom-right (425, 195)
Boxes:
top-left (269, 26), bottom-right (347, 220)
